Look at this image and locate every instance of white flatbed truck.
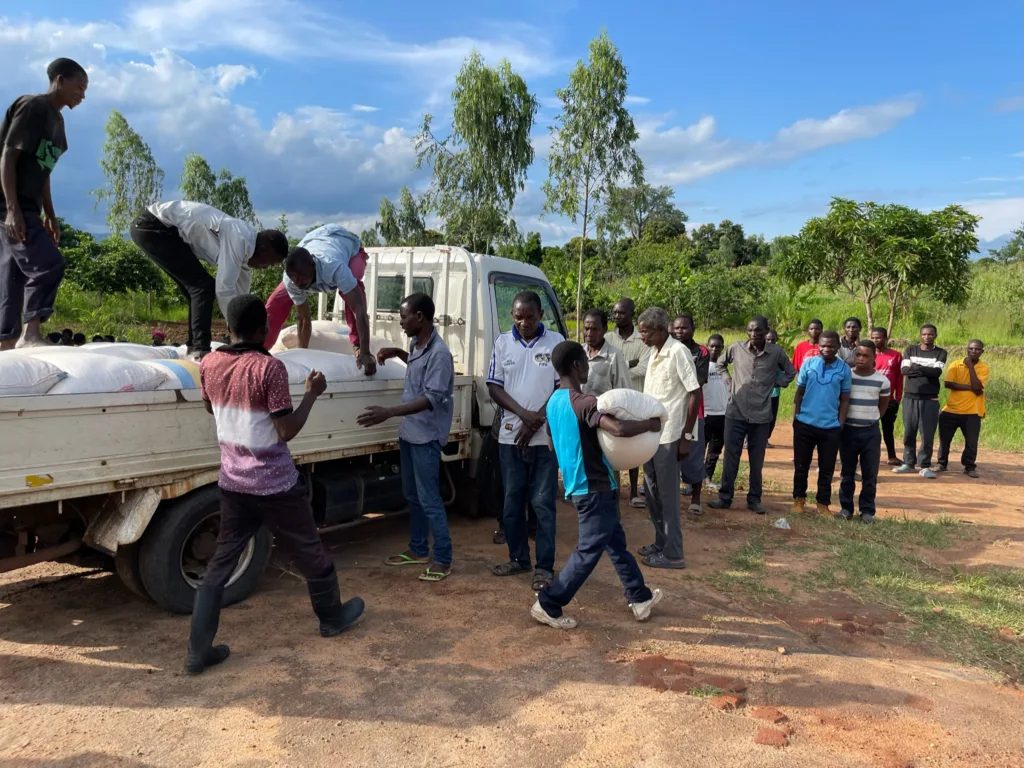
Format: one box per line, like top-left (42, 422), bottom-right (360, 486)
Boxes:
top-left (0, 247), bottom-right (566, 612)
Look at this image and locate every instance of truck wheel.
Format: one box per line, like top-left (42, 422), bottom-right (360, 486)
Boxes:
top-left (114, 542), bottom-right (150, 601)
top-left (138, 486), bottom-right (273, 614)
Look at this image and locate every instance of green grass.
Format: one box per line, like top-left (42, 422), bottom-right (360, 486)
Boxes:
top-left (50, 285), bottom-right (189, 344)
top-left (717, 513), bottom-right (1024, 677)
top-left (686, 684), bottom-right (726, 698)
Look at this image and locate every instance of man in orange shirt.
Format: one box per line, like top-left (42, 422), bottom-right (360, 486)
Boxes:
top-left (937, 340), bottom-right (988, 478)
top-left (792, 319), bottom-right (822, 370)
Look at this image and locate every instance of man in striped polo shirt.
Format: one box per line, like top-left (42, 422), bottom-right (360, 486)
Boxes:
top-left (837, 340), bottom-right (890, 524)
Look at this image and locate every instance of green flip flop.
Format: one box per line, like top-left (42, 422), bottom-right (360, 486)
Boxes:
top-left (384, 553), bottom-right (429, 566)
top-left (419, 567), bottom-right (451, 582)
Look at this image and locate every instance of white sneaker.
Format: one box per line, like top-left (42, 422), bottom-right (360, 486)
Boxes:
top-left (892, 464), bottom-right (915, 474)
top-left (531, 600), bottom-right (578, 629)
top-left (919, 468), bottom-right (937, 479)
top-left (629, 588), bottom-right (664, 622)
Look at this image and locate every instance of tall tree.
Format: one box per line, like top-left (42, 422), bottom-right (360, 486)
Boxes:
top-left (276, 213), bottom-right (289, 238)
top-left (360, 228), bottom-right (381, 247)
top-left (543, 31), bottom-right (643, 333)
top-left (779, 198), bottom-right (979, 332)
top-left (377, 187), bottom-right (427, 246)
top-left (989, 223), bottom-right (1023, 264)
top-left (417, 52), bottom-right (537, 254)
top-left (179, 152), bottom-right (260, 227)
top-left (607, 183), bottom-right (687, 242)
top-left (90, 110), bottom-right (164, 236)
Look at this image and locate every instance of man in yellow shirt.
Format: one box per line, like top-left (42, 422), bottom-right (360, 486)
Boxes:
top-left (937, 340), bottom-right (988, 478)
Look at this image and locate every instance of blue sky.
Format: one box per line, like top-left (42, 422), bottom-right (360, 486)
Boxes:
top-left (1, 0), bottom-right (1021, 246)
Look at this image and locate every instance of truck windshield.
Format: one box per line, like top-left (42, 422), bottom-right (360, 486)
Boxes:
top-left (492, 277), bottom-right (566, 337)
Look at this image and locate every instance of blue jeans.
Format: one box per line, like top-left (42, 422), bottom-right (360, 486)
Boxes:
top-left (499, 443), bottom-right (557, 574)
top-left (400, 439), bottom-right (452, 566)
top-left (539, 491), bottom-right (651, 617)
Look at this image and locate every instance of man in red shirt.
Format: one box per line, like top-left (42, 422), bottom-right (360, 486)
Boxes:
top-left (870, 326), bottom-right (904, 466)
top-left (792, 319), bottom-right (823, 370)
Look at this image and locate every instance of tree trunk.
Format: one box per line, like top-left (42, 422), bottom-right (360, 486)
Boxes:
top-left (886, 276), bottom-right (903, 338)
top-left (577, 189), bottom-right (590, 343)
top-left (863, 291), bottom-right (874, 331)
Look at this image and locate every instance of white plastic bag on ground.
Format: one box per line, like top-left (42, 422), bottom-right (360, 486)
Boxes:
top-left (14, 349), bottom-right (169, 394)
top-left (83, 342), bottom-right (180, 361)
top-left (141, 359), bottom-right (202, 390)
top-left (595, 389), bottom-right (668, 471)
top-left (273, 349), bottom-right (406, 383)
top-left (0, 353), bottom-right (67, 396)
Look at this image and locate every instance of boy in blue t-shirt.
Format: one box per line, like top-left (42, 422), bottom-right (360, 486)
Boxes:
top-left (792, 329), bottom-right (852, 515)
top-left (532, 340), bottom-right (664, 630)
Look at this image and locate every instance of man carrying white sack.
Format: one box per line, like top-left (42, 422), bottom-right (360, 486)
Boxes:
top-left (266, 224), bottom-right (376, 376)
top-left (636, 307), bottom-right (701, 569)
top-left (531, 340), bottom-right (663, 629)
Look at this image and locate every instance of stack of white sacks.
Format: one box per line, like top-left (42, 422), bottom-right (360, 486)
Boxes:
top-left (0, 322), bottom-right (404, 397)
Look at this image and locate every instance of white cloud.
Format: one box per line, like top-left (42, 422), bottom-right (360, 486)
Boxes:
top-left (993, 95), bottom-right (1024, 113)
top-left (352, 104), bottom-right (379, 113)
top-left (1012, 151), bottom-right (1024, 158)
top-left (624, 95), bottom-right (650, 106)
top-left (967, 176), bottom-right (1024, 183)
top-left (958, 197), bottom-right (1024, 240)
top-left (635, 99), bottom-right (919, 185)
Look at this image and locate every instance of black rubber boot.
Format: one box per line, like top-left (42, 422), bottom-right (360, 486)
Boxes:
top-left (307, 569), bottom-right (365, 638)
top-left (184, 585), bottom-right (230, 675)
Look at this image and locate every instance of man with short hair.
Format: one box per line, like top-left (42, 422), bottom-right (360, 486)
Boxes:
top-left (702, 334), bottom-right (728, 488)
top-left (792, 319), bottom-right (823, 370)
top-left (1, 58), bottom-right (88, 350)
top-left (359, 293), bottom-right (455, 581)
top-left (937, 340), bottom-right (988, 478)
top-left (671, 313), bottom-right (710, 507)
top-left (130, 202), bottom-right (289, 358)
top-left (60, 327), bottom-right (73, 346)
top-left (187, 294), bottom-right (365, 676)
top-left (870, 326), bottom-right (904, 466)
top-left (272, 228), bottom-right (376, 374)
top-left (72, 332), bottom-right (85, 346)
top-left (488, 291), bottom-right (564, 592)
top-left (607, 297), bottom-right (650, 507)
top-left (581, 308), bottom-right (630, 398)
top-left (710, 316), bottom-right (797, 514)
top-left (531, 340), bottom-right (663, 630)
top-left (838, 317), bottom-right (862, 364)
top-left (894, 324), bottom-right (947, 478)
top-left (792, 330), bottom-right (851, 516)
top-left (837, 340), bottom-right (890, 524)
top-left (636, 307), bottom-right (701, 568)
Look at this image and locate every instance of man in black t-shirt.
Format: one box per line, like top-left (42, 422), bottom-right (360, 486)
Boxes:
top-left (0, 58), bottom-right (88, 350)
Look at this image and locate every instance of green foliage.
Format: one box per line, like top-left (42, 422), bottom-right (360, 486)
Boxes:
top-left (989, 223), bottom-right (1023, 264)
top-left (179, 152), bottom-right (260, 227)
top-left (606, 184), bottom-right (688, 242)
top-left (686, 265), bottom-right (767, 329)
top-left (543, 30), bottom-right (643, 333)
top-left (378, 187), bottom-right (428, 246)
top-left (523, 231), bottom-right (543, 266)
top-left (360, 228), bottom-right (381, 247)
top-left (417, 52), bottom-right (537, 254)
top-left (90, 110), bottom-right (164, 237)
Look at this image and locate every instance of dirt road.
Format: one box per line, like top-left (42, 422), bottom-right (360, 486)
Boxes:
top-left (2, 426), bottom-right (1023, 767)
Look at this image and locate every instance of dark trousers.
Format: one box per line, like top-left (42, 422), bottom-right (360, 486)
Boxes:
top-left (902, 396), bottom-right (940, 468)
top-left (880, 400), bottom-right (900, 460)
top-left (0, 208), bottom-right (65, 341)
top-left (937, 412), bottom-right (982, 471)
top-left (400, 439), bottom-right (452, 566)
top-left (644, 441), bottom-right (683, 560)
top-left (704, 414), bottom-right (725, 479)
top-left (768, 395), bottom-right (780, 440)
top-left (717, 418), bottom-right (771, 505)
top-left (839, 424), bottom-right (881, 515)
top-left (499, 444), bottom-right (557, 574)
top-left (130, 211), bottom-right (216, 353)
top-left (538, 491), bottom-right (652, 618)
top-left (205, 478), bottom-right (333, 589)
top-left (793, 420), bottom-right (840, 505)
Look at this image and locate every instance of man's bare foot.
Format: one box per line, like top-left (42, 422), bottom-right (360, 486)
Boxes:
top-left (419, 562), bottom-right (451, 582)
top-left (14, 335), bottom-right (53, 349)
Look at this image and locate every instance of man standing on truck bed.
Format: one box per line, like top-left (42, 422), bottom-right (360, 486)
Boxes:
top-left (187, 294), bottom-right (365, 675)
top-left (358, 292), bottom-right (455, 582)
top-left (265, 224), bottom-right (376, 376)
top-left (488, 290), bottom-right (564, 592)
top-left (1, 58), bottom-right (88, 351)
top-left (129, 202), bottom-right (289, 359)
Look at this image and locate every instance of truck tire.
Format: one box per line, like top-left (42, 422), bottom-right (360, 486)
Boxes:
top-left (114, 542), bottom-right (150, 601)
top-left (138, 486), bottom-right (273, 614)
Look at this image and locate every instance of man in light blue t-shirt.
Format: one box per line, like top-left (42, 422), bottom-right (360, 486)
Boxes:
top-left (792, 330), bottom-right (851, 516)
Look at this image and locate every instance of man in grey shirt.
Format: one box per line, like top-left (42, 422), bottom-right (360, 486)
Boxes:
top-left (708, 315), bottom-right (796, 514)
top-left (358, 292), bottom-right (455, 582)
top-left (580, 308), bottom-right (631, 398)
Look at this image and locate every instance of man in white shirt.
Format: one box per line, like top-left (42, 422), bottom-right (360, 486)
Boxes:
top-left (607, 297), bottom-right (651, 507)
top-left (273, 224), bottom-right (376, 375)
top-left (130, 201), bottom-right (288, 357)
top-left (637, 307), bottom-right (701, 569)
top-left (702, 334), bottom-right (729, 489)
top-left (487, 291), bottom-right (564, 591)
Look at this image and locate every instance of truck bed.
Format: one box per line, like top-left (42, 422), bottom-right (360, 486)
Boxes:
top-left (0, 376), bottom-right (473, 510)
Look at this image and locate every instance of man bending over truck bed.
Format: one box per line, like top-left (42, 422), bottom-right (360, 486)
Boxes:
top-left (186, 294), bottom-right (365, 676)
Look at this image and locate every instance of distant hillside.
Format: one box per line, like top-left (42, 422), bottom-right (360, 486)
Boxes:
top-left (976, 234), bottom-right (1012, 258)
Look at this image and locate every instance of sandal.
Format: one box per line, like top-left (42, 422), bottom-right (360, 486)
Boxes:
top-left (419, 566), bottom-right (451, 582)
top-left (637, 544), bottom-right (662, 557)
top-left (491, 560), bottom-right (531, 577)
top-left (492, 528), bottom-right (506, 545)
top-left (688, 503), bottom-right (703, 516)
top-left (532, 571), bottom-right (553, 591)
top-left (629, 497), bottom-right (647, 508)
top-left (384, 552), bottom-right (429, 566)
